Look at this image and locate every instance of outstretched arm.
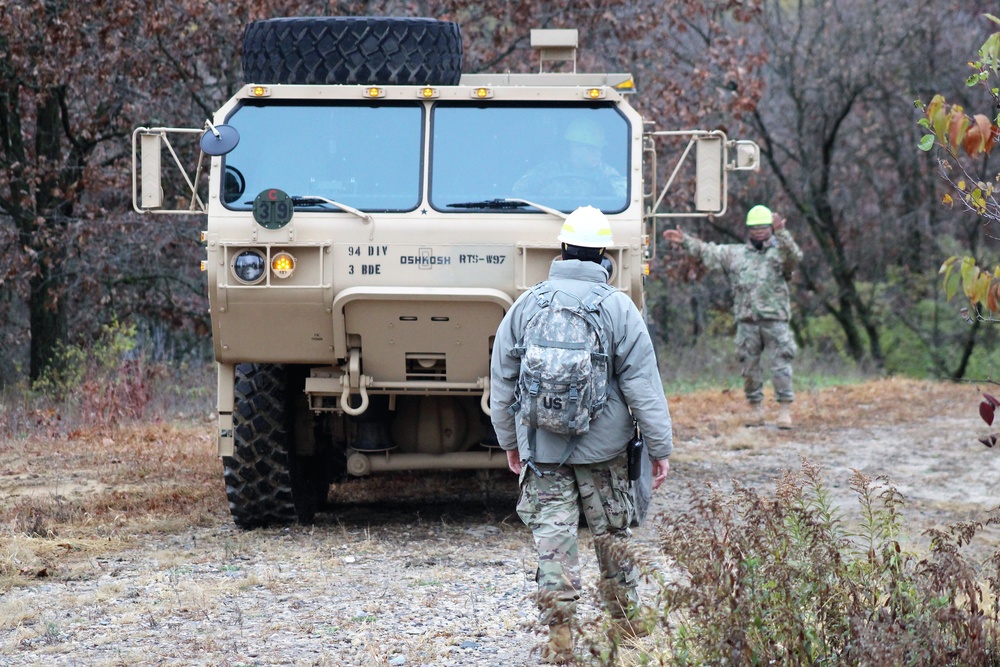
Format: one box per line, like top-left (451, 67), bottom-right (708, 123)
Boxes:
top-left (662, 226), bottom-right (684, 244)
top-left (770, 211), bottom-right (803, 268)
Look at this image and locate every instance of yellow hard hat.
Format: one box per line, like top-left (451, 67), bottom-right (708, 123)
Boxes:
top-left (564, 119), bottom-right (605, 147)
top-left (558, 206), bottom-right (614, 248)
top-left (746, 205), bottom-right (773, 226)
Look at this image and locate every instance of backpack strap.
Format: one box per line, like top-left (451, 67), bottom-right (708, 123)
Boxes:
top-left (509, 281), bottom-right (556, 419)
top-left (580, 283), bottom-right (616, 413)
top-left (581, 284), bottom-right (615, 351)
top-left (511, 281), bottom-right (555, 359)
top-left (580, 282), bottom-right (616, 325)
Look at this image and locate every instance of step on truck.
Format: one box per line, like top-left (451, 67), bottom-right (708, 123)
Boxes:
top-left (132, 17), bottom-right (759, 528)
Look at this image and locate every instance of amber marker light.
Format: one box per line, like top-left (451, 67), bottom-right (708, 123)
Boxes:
top-left (271, 251), bottom-right (296, 279)
top-left (614, 77), bottom-right (636, 92)
top-left (365, 87), bottom-right (385, 98)
top-left (643, 263), bottom-right (650, 276)
top-left (471, 87), bottom-right (493, 99)
top-left (584, 88), bottom-right (605, 99)
top-left (250, 85), bottom-right (270, 97)
top-left (417, 87), bottom-right (438, 98)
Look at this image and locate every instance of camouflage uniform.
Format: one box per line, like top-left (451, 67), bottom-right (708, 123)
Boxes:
top-left (516, 452), bottom-right (637, 624)
top-left (512, 159), bottom-right (627, 201)
top-left (679, 229), bottom-right (803, 403)
top-left (490, 259), bottom-right (673, 625)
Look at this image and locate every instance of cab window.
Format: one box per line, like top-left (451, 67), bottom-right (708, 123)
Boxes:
top-left (222, 102), bottom-right (423, 212)
top-left (429, 103), bottom-right (629, 214)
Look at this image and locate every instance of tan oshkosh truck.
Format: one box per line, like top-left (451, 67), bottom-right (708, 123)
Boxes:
top-left (132, 17), bottom-right (759, 528)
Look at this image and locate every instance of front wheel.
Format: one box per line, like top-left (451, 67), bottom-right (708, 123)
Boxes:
top-left (223, 363), bottom-right (321, 529)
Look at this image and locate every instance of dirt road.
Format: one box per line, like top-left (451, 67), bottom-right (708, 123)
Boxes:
top-left (1, 378), bottom-right (997, 666)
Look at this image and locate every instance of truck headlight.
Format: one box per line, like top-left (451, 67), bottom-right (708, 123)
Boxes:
top-left (232, 249), bottom-right (266, 284)
top-left (271, 251), bottom-right (296, 279)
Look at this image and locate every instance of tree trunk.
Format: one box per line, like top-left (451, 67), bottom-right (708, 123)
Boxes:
top-left (28, 266), bottom-right (66, 382)
top-left (27, 88), bottom-right (70, 381)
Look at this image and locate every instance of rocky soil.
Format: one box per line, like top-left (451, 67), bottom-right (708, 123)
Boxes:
top-left (2, 378), bottom-right (998, 666)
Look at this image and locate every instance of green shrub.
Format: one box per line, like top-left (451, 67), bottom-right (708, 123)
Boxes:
top-left (0, 323), bottom-right (216, 438)
top-left (642, 461), bottom-right (1000, 666)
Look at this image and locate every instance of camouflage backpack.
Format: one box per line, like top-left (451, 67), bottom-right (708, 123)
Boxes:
top-left (512, 281), bottom-right (616, 436)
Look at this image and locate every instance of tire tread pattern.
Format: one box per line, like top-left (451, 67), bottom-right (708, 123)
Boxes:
top-left (242, 17), bottom-right (463, 85)
top-left (223, 363), bottom-right (301, 529)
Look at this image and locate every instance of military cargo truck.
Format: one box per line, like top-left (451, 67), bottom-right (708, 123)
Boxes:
top-left (132, 17), bottom-right (759, 528)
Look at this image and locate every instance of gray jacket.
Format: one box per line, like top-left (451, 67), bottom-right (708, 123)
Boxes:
top-left (490, 259), bottom-right (673, 464)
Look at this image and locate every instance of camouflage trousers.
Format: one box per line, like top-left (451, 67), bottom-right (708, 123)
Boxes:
top-left (516, 452), bottom-right (638, 625)
top-left (735, 320), bottom-right (797, 403)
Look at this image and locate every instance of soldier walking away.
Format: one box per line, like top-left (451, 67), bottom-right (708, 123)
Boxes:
top-left (490, 206), bottom-right (673, 663)
top-left (662, 205), bottom-right (803, 429)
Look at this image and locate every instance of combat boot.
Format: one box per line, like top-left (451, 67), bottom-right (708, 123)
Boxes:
top-left (540, 623), bottom-right (573, 664)
top-left (609, 615), bottom-right (650, 641)
top-left (744, 402), bottom-right (765, 427)
top-left (777, 403), bottom-right (793, 430)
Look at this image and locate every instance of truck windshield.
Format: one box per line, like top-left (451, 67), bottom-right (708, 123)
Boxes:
top-left (429, 103), bottom-right (630, 214)
top-left (221, 102), bottom-right (423, 212)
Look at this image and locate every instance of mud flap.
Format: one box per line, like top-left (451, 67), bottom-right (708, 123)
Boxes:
top-left (218, 412), bottom-right (234, 458)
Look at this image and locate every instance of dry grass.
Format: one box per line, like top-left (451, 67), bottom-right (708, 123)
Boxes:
top-left (0, 420), bottom-right (224, 588)
top-left (667, 376), bottom-right (978, 439)
top-left (0, 378), bottom-right (984, 593)
top-left (1, 377), bottom-right (996, 666)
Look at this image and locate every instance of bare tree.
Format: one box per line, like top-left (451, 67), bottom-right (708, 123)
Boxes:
top-left (746, 0), bottom-right (992, 368)
top-left (0, 0), bottom-right (766, 383)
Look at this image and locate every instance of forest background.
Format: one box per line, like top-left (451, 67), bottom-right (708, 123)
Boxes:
top-left (1, 0), bottom-right (997, 415)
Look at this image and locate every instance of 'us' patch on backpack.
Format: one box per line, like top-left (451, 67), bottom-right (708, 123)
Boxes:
top-left (513, 282), bottom-right (615, 435)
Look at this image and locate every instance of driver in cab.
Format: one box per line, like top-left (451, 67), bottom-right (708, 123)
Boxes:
top-left (512, 118), bottom-right (626, 201)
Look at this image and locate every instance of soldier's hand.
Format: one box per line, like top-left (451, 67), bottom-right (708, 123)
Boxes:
top-left (652, 458), bottom-right (670, 489)
top-left (505, 449), bottom-right (523, 475)
top-left (662, 226), bottom-right (684, 244)
top-left (772, 213), bottom-right (786, 231)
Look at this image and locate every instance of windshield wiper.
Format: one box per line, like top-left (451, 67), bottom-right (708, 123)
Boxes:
top-left (445, 198), bottom-right (568, 220)
top-left (502, 198), bottom-right (567, 220)
top-left (290, 195), bottom-right (374, 224)
top-left (446, 198), bottom-right (530, 210)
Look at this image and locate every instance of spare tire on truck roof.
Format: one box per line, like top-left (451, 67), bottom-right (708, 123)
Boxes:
top-left (241, 16), bottom-right (464, 85)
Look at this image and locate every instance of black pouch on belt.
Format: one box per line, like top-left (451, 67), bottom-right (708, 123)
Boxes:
top-left (626, 423), bottom-right (644, 482)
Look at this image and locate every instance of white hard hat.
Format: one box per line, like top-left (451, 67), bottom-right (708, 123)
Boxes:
top-left (558, 206), bottom-right (614, 248)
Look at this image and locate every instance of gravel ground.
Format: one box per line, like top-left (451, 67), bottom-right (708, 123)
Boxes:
top-left (1, 497), bottom-right (668, 667)
top-left (3, 379), bottom-right (997, 666)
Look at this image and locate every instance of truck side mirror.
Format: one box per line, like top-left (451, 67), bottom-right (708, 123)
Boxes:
top-left (730, 140), bottom-right (760, 170)
top-left (131, 126), bottom-right (211, 214)
top-left (139, 131), bottom-right (164, 210)
top-left (695, 135), bottom-right (723, 212)
top-left (200, 124), bottom-right (240, 156)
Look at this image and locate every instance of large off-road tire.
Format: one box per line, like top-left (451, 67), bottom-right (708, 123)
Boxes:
top-left (223, 363), bottom-right (320, 529)
top-left (241, 17), bottom-right (463, 85)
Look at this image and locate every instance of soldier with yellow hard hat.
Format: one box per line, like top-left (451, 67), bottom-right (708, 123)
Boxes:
top-left (662, 205), bottom-right (803, 428)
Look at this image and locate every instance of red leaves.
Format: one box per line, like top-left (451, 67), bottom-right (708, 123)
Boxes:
top-left (979, 393), bottom-right (999, 447)
top-left (963, 115), bottom-right (997, 156)
top-left (980, 392), bottom-right (999, 425)
top-left (922, 96), bottom-right (1000, 158)
top-left (980, 400), bottom-right (994, 425)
